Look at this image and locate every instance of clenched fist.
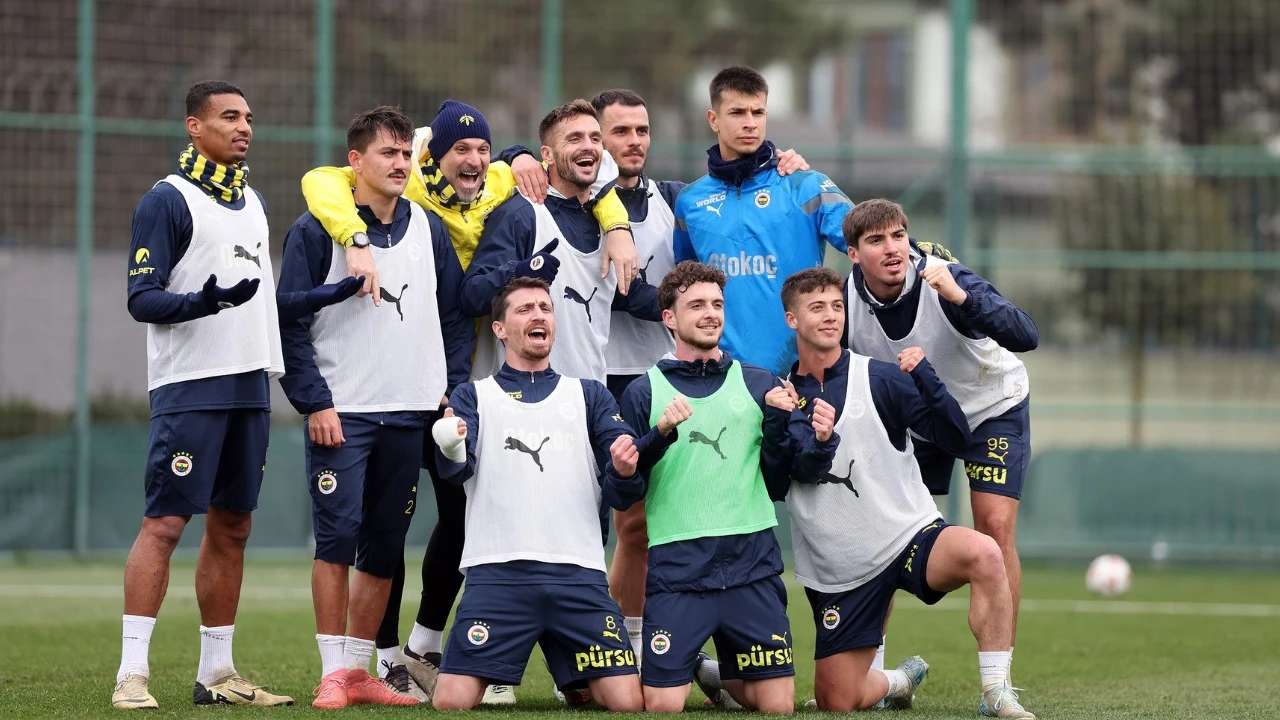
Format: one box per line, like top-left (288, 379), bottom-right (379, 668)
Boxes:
top-left (920, 263), bottom-right (967, 305)
top-left (810, 398), bottom-right (836, 443)
top-left (897, 347), bottom-right (926, 373)
top-left (610, 435), bottom-right (639, 477)
top-left (657, 396), bottom-right (693, 436)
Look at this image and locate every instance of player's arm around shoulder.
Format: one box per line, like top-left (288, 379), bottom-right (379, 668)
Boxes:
top-left (788, 169), bottom-right (853, 251)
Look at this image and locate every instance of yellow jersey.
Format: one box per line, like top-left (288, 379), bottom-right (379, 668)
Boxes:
top-left (299, 157), bottom-right (629, 271)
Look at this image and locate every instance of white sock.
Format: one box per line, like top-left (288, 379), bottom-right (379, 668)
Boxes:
top-left (196, 625), bottom-right (236, 686)
top-left (881, 668), bottom-right (909, 699)
top-left (978, 651), bottom-right (1011, 693)
top-left (624, 617), bottom-right (643, 669)
top-left (317, 634), bottom-right (346, 677)
top-left (1007, 646), bottom-right (1015, 686)
top-left (873, 636), bottom-right (886, 672)
top-left (377, 646), bottom-right (407, 677)
top-left (698, 654), bottom-right (722, 690)
top-left (407, 623), bottom-right (443, 657)
top-left (344, 636), bottom-right (376, 672)
top-left (117, 615), bottom-right (156, 683)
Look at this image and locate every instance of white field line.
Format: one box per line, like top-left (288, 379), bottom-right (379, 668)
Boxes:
top-left (1, 585), bottom-right (1279, 617)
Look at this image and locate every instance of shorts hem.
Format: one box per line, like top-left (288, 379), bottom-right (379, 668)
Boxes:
top-left (813, 632), bottom-right (882, 660)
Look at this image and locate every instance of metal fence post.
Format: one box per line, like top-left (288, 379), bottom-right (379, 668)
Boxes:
top-left (315, 0), bottom-right (335, 167)
top-left (945, 0), bottom-right (972, 513)
top-left (541, 0), bottom-right (562, 113)
top-left (73, 0), bottom-right (96, 555)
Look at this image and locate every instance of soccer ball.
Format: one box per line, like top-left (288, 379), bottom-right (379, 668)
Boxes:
top-left (1085, 554), bottom-right (1132, 597)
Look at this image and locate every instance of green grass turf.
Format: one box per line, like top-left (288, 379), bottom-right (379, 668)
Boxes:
top-left (0, 558), bottom-right (1277, 718)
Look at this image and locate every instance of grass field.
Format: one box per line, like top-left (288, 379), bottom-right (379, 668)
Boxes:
top-left (1, 558), bottom-right (1278, 719)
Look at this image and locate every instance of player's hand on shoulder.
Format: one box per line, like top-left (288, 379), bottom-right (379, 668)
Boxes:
top-left (657, 396), bottom-right (693, 436)
top-left (897, 347), bottom-right (926, 374)
top-left (920, 263), bottom-right (967, 305)
top-left (775, 148), bottom-right (810, 175)
top-left (510, 153), bottom-right (548, 204)
top-left (603, 227), bottom-right (638, 295)
top-left (810, 398), bottom-right (836, 442)
top-left (610, 435), bottom-right (639, 477)
top-left (309, 408), bottom-right (345, 448)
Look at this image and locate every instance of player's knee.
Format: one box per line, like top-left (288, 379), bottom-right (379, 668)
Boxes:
top-left (975, 512), bottom-right (1016, 549)
top-left (969, 535), bottom-right (1007, 584)
top-left (814, 685), bottom-right (859, 713)
top-left (431, 679), bottom-right (482, 711)
top-left (206, 509), bottom-right (252, 547)
top-left (753, 694), bottom-right (796, 715)
top-left (642, 689), bottom-right (687, 714)
top-left (600, 685), bottom-right (644, 713)
top-left (140, 515), bottom-right (189, 548)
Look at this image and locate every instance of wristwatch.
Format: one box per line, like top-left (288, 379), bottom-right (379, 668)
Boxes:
top-left (347, 231), bottom-right (370, 249)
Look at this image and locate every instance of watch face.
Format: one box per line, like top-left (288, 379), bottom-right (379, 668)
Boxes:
top-left (353, 234), bottom-right (369, 248)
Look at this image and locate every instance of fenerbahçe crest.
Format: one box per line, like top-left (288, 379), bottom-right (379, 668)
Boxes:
top-left (316, 471), bottom-right (338, 495)
top-left (649, 630), bottom-right (672, 655)
top-left (170, 452), bottom-right (194, 477)
top-left (822, 606), bottom-right (841, 630)
top-left (468, 622), bottom-right (491, 645)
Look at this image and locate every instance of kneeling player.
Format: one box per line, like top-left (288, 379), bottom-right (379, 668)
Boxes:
top-left (428, 278), bottom-right (643, 712)
top-left (781, 269), bottom-right (1035, 719)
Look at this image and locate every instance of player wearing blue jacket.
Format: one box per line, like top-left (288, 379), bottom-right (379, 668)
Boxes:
top-left (842, 199), bottom-right (1038, 690)
top-left (673, 66), bottom-right (853, 375)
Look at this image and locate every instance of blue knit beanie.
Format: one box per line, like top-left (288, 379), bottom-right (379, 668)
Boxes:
top-left (427, 100), bottom-right (491, 161)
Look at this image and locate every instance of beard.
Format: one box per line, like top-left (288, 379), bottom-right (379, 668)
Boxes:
top-left (553, 149), bottom-right (599, 191)
top-left (676, 325), bottom-right (721, 351)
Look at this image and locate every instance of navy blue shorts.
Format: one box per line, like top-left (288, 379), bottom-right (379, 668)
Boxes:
top-left (440, 581), bottom-right (637, 686)
top-left (306, 415), bottom-right (423, 578)
top-left (642, 575), bottom-right (794, 687)
top-left (804, 519), bottom-right (950, 659)
top-left (144, 409), bottom-right (268, 517)
top-left (916, 397), bottom-right (1030, 499)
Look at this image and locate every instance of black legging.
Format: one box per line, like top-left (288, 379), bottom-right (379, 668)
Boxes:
top-left (376, 428), bottom-right (467, 649)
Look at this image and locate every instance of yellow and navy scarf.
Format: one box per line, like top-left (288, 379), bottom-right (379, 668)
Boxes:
top-left (420, 158), bottom-right (481, 214)
top-left (178, 144), bottom-right (248, 203)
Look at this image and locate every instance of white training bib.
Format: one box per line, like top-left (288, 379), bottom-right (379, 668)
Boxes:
top-left (788, 352), bottom-right (941, 592)
top-left (310, 203), bottom-right (448, 412)
top-left (461, 376), bottom-right (605, 572)
top-left (147, 176), bottom-right (284, 390)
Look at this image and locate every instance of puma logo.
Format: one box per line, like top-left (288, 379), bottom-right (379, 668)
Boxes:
top-left (771, 633), bottom-right (788, 643)
top-left (987, 450), bottom-right (1008, 465)
top-left (816, 458), bottom-right (858, 496)
top-left (688, 427), bottom-right (727, 460)
top-left (379, 283), bottom-right (409, 322)
top-left (602, 629), bottom-right (622, 642)
top-left (638, 254), bottom-right (655, 284)
top-left (233, 242), bottom-right (261, 268)
top-left (705, 203), bottom-right (723, 217)
top-left (505, 436), bottom-right (550, 472)
top-left (563, 286), bottom-right (598, 322)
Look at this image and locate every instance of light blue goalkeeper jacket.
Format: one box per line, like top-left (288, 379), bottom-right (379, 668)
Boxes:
top-left (673, 141), bottom-right (853, 373)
